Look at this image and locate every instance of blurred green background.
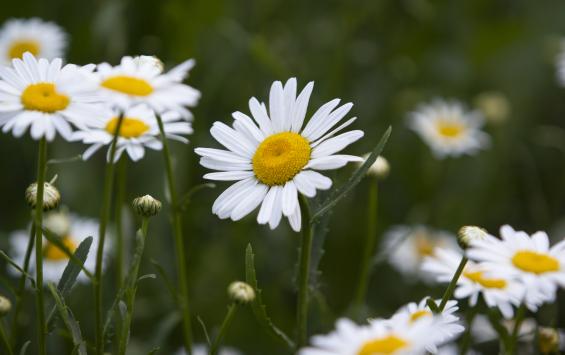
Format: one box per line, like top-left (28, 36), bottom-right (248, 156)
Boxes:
top-left (1, 0), bottom-right (565, 353)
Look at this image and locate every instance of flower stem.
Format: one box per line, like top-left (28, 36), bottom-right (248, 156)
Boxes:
top-left (0, 320), bottom-right (13, 355)
top-left (210, 303), bottom-right (238, 355)
top-left (94, 115), bottom-right (124, 355)
top-left (506, 303), bottom-right (526, 355)
top-left (352, 179), bottom-right (378, 313)
top-left (296, 195), bottom-right (313, 348)
top-left (438, 256), bottom-right (468, 312)
top-left (115, 157), bottom-right (127, 288)
top-left (155, 113), bottom-right (193, 354)
top-left (459, 305), bottom-right (478, 354)
top-left (33, 137), bottom-right (47, 355)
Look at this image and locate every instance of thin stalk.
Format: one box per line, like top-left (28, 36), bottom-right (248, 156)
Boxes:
top-left (438, 256), bottom-right (468, 312)
top-left (0, 320), bottom-right (13, 355)
top-left (115, 157), bottom-right (127, 288)
top-left (155, 113), bottom-right (193, 354)
top-left (10, 224), bottom-right (35, 345)
top-left (352, 179), bottom-right (378, 312)
top-left (34, 137), bottom-right (48, 355)
top-left (210, 304), bottom-right (238, 355)
top-left (94, 115), bottom-right (124, 355)
top-left (296, 195), bottom-right (313, 348)
top-left (506, 303), bottom-right (526, 355)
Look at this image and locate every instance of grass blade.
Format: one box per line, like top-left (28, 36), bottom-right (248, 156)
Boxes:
top-left (47, 283), bottom-right (87, 355)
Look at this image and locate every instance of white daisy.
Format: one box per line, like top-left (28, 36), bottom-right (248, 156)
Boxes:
top-left (195, 78), bottom-right (364, 232)
top-left (408, 99), bottom-right (489, 159)
top-left (174, 344), bottom-right (241, 355)
top-left (71, 104), bottom-right (192, 162)
top-left (8, 212), bottom-right (109, 284)
top-left (467, 225), bottom-right (565, 311)
top-left (422, 247), bottom-right (524, 319)
top-left (0, 53), bottom-right (103, 141)
top-left (383, 225), bottom-right (459, 282)
top-left (471, 314), bottom-right (537, 344)
top-left (96, 55), bottom-right (200, 118)
top-left (0, 18), bottom-right (67, 64)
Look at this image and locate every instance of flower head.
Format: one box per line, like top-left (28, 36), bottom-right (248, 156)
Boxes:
top-left (132, 194), bottom-right (162, 217)
top-left (25, 181), bottom-right (61, 211)
top-left (228, 281), bottom-right (256, 304)
top-left (196, 78), bottom-right (364, 231)
top-left (457, 225), bottom-right (488, 249)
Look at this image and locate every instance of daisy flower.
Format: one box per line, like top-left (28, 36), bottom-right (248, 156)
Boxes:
top-left (195, 78), bottom-right (364, 232)
top-left (8, 212), bottom-right (109, 284)
top-left (383, 225), bottom-right (459, 282)
top-left (96, 55), bottom-right (200, 117)
top-left (422, 247), bottom-right (524, 319)
top-left (72, 104), bottom-right (192, 162)
top-left (0, 18), bottom-right (67, 64)
top-left (408, 99), bottom-right (489, 159)
top-left (0, 53), bottom-right (103, 141)
top-left (467, 225), bottom-right (565, 311)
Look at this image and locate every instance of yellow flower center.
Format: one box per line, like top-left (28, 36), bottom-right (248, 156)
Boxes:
top-left (105, 117), bottom-right (150, 138)
top-left (358, 335), bottom-right (409, 355)
top-left (410, 310), bottom-right (432, 323)
top-left (437, 120), bottom-right (465, 138)
top-left (252, 132), bottom-right (311, 186)
top-left (21, 83), bottom-right (70, 113)
top-left (415, 236), bottom-right (435, 257)
top-left (464, 271), bottom-right (507, 289)
top-left (43, 237), bottom-right (77, 261)
top-left (101, 75), bottom-right (153, 96)
top-left (512, 250), bottom-right (560, 274)
top-left (8, 39), bottom-right (40, 59)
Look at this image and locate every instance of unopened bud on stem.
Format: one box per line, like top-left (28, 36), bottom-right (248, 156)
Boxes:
top-left (228, 281), bottom-right (255, 304)
top-left (25, 182), bottom-right (61, 211)
top-left (132, 195), bottom-right (162, 217)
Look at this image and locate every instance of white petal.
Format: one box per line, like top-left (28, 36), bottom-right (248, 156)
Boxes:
top-left (231, 184), bottom-right (269, 221)
top-left (306, 155), bottom-right (362, 170)
top-left (291, 82), bottom-right (314, 133)
top-left (204, 171), bottom-right (255, 181)
top-left (311, 130), bottom-right (364, 158)
top-left (281, 181), bottom-right (298, 217)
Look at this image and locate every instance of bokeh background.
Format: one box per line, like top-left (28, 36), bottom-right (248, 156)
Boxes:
top-left (1, 0), bottom-right (565, 353)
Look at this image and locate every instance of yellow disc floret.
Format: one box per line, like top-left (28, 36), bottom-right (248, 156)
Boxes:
top-left (8, 39), bottom-right (40, 59)
top-left (512, 250), bottom-right (560, 274)
top-left (252, 132), bottom-right (311, 186)
top-left (436, 120), bottom-right (465, 138)
top-left (21, 83), bottom-right (69, 113)
top-left (105, 117), bottom-right (150, 138)
top-left (358, 335), bottom-right (409, 355)
top-left (464, 270), bottom-right (507, 289)
top-left (101, 75), bottom-right (153, 96)
top-left (43, 237), bottom-right (77, 261)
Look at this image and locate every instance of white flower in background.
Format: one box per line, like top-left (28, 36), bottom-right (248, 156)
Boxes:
top-left (471, 315), bottom-right (537, 344)
top-left (175, 344), bottom-right (241, 355)
top-left (0, 53), bottom-right (103, 141)
top-left (0, 18), bottom-right (67, 64)
top-left (360, 154), bottom-right (390, 179)
top-left (195, 78), bottom-right (364, 232)
top-left (423, 247), bottom-right (524, 319)
top-left (299, 317), bottom-right (430, 355)
top-left (557, 41), bottom-right (565, 87)
top-left (8, 213), bottom-right (109, 284)
top-left (96, 56), bottom-right (200, 118)
top-left (72, 104), bottom-right (191, 162)
top-left (383, 225), bottom-right (459, 282)
top-left (408, 99), bottom-right (489, 159)
top-left (467, 225), bottom-right (565, 312)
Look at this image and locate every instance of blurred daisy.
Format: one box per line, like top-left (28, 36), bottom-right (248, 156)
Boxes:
top-left (300, 317), bottom-right (430, 355)
top-left (423, 247), bottom-right (524, 319)
top-left (0, 53), bottom-right (102, 141)
top-left (175, 344), bottom-right (240, 355)
top-left (0, 18), bottom-right (67, 64)
top-left (467, 225), bottom-right (565, 311)
top-left (471, 314), bottom-right (537, 344)
top-left (195, 78), bottom-right (364, 231)
top-left (72, 104), bottom-right (192, 162)
top-left (9, 212), bottom-right (109, 284)
top-left (383, 225), bottom-right (459, 282)
top-left (408, 99), bottom-right (489, 159)
top-left (96, 56), bottom-right (200, 118)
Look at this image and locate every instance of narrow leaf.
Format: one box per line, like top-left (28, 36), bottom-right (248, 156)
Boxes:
top-left (197, 315), bottom-right (212, 346)
top-left (47, 283), bottom-right (87, 355)
top-left (42, 230), bottom-right (94, 282)
top-left (18, 341), bottom-right (30, 355)
top-left (150, 259), bottom-right (178, 303)
top-left (148, 347), bottom-right (160, 355)
top-left (0, 251), bottom-right (36, 289)
top-left (179, 182), bottom-right (216, 210)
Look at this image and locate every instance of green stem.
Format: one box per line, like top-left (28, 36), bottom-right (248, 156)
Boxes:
top-left (438, 256), bottom-right (468, 312)
top-left (210, 304), bottom-right (238, 355)
top-left (34, 137), bottom-right (47, 355)
top-left (352, 179), bottom-right (378, 313)
top-left (94, 115), bottom-right (124, 355)
top-left (506, 304), bottom-right (526, 355)
top-left (296, 195), bottom-right (313, 348)
top-left (459, 305), bottom-right (478, 355)
top-left (115, 157), bottom-right (127, 288)
top-left (155, 114), bottom-right (193, 354)
top-left (0, 320), bottom-right (13, 355)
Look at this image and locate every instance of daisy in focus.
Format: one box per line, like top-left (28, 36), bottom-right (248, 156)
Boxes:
top-left (0, 53), bottom-right (103, 141)
top-left (9, 211), bottom-right (108, 284)
top-left (467, 225), bottom-right (565, 311)
top-left (0, 18), bottom-right (67, 64)
top-left (408, 99), bottom-right (489, 159)
top-left (383, 225), bottom-right (459, 282)
top-left (195, 78), bottom-right (364, 231)
top-left (423, 247), bottom-right (524, 319)
top-left (96, 55), bottom-right (200, 117)
top-left (72, 104), bottom-right (192, 162)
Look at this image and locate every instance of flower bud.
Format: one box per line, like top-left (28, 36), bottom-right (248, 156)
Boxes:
top-left (538, 327), bottom-right (560, 354)
top-left (132, 195), bottom-right (162, 217)
top-left (133, 55), bottom-right (164, 74)
top-left (0, 295), bottom-right (12, 317)
top-left (361, 154), bottom-right (390, 180)
top-left (227, 281), bottom-right (255, 304)
top-left (457, 226), bottom-right (488, 249)
top-left (25, 182), bottom-right (61, 211)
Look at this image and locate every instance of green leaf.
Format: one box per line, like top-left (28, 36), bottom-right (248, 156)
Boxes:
top-left (179, 182), bottom-right (216, 210)
top-left (0, 250), bottom-right (35, 289)
top-left (196, 315), bottom-right (212, 346)
top-left (147, 347), bottom-right (160, 355)
top-left (18, 341), bottom-right (30, 355)
top-left (245, 244), bottom-right (295, 350)
top-left (312, 126), bottom-right (392, 222)
top-left (43, 229), bottom-right (94, 281)
top-left (46, 155), bottom-right (83, 166)
top-left (47, 283), bottom-right (87, 355)
top-left (150, 259), bottom-right (178, 303)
